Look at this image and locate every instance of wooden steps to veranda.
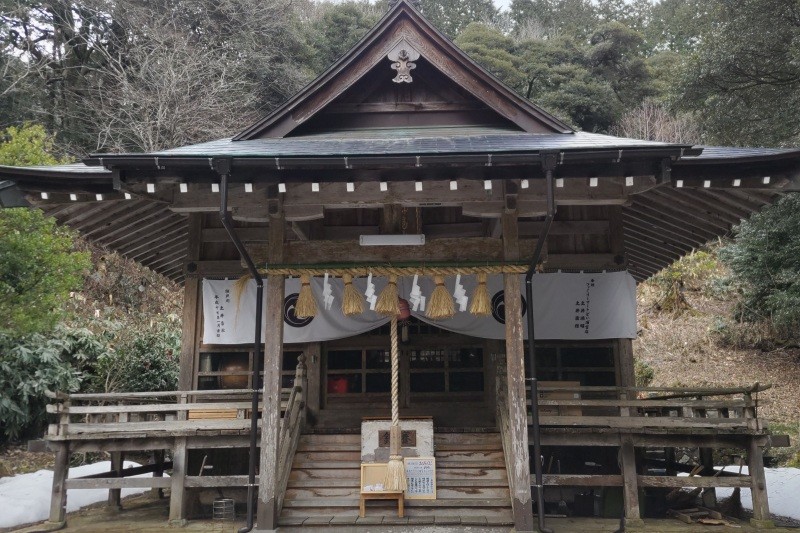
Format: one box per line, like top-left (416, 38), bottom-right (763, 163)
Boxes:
top-left (279, 432), bottom-right (514, 527)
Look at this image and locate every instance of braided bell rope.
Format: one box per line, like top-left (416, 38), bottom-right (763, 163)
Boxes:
top-left (390, 316), bottom-right (399, 428)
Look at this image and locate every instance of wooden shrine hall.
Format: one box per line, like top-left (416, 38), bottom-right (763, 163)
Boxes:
top-left (1, 1), bottom-right (798, 531)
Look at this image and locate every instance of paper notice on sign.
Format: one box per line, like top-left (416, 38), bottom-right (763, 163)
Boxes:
top-left (404, 457), bottom-right (436, 499)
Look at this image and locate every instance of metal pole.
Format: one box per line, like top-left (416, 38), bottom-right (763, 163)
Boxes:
top-left (526, 152), bottom-right (557, 533)
top-left (214, 159), bottom-right (264, 533)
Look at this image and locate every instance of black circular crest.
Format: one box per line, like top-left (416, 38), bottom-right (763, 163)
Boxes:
top-left (284, 293), bottom-right (313, 328)
top-left (490, 290), bottom-right (527, 324)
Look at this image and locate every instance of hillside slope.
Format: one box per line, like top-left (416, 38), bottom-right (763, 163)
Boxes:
top-left (634, 250), bottom-right (800, 463)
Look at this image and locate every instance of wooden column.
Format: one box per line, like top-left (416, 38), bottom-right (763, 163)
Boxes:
top-left (169, 437), bottom-right (188, 524)
top-left (256, 211), bottom-right (285, 530)
top-left (178, 213), bottom-right (202, 392)
top-left (47, 442), bottom-right (69, 526)
top-left (617, 338), bottom-right (636, 388)
top-left (108, 451), bottom-right (123, 510)
top-left (169, 393), bottom-right (189, 525)
top-left (700, 447), bottom-right (718, 508)
top-left (748, 438), bottom-right (774, 528)
top-left (152, 449), bottom-right (166, 499)
top-left (501, 210), bottom-right (534, 533)
top-left (168, 215), bottom-right (201, 524)
top-left (620, 437), bottom-right (644, 528)
top-left (304, 342), bottom-right (321, 425)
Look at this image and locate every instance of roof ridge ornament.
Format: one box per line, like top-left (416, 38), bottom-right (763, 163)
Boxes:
top-left (388, 0), bottom-right (421, 9)
top-left (388, 41), bottom-right (420, 83)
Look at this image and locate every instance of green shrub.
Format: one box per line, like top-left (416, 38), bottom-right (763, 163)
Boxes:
top-left (719, 195), bottom-right (800, 341)
top-left (634, 358), bottom-right (655, 387)
top-left (647, 249), bottom-right (720, 315)
top-left (0, 208), bottom-right (90, 336)
top-left (0, 326), bottom-right (110, 442)
top-left (91, 318), bottom-right (180, 393)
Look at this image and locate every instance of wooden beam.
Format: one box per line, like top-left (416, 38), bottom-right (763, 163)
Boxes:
top-left (519, 220), bottom-right (609, 237)
top-left (94, 213), bottom-right (178, 248)
top-left (670, 189), bottom-right (751, 220)
top-left (637, 475), bottom-right (751, 488)
top-left (60, 202), bottom-right (115, 227)
top-left (325, 102), bottom-right (486, 114)
top-left (67, 477), bottom-right (172, 490)
top-left (631, 196), bottom-right (730, 234)
top-left (622, 212), bottom-right (706, 249)
top-left (640, 192), bottom-right (737, 230)
top-left (625, 205), bottom-right (718, 242)
top-left (248, 237), bottom-right (539, 264)
top-left (119, 226), bottom-right (187, 258)
top-left (290, 222), bottom-right (308, 241)
top-left (625, 250), bottom-right (669, 274)
top-left (168, 178), bottom-right (656, 214)
top-left (543, 254), bottom-right (622, 270)
top-left (202, 227), bottom-right (269, 243)
top-left (75, 202), bottom-right (159, 236)
top-left (133, 235), bottom-right (188, 261)
top-left (623, 223), bottom-right (693, 256)
top-left (624, 240), bottom-right (679, 265)
top-left (699, 190), bottom-right (765, 215)
top-left (501, 210), bottom-right (534, 533)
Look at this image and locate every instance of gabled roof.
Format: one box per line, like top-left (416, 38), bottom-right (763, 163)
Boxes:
top-left (233, 0), bottom-right (573, 140)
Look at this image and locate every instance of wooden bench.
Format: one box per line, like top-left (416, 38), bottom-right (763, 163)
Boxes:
top-left (359, 463), bottom-right (404, 518)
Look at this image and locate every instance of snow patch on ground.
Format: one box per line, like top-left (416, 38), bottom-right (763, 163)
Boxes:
top-left (0, 460), bottom-right (159, 528)
top-left (714, 466), bottom-right (800, 521)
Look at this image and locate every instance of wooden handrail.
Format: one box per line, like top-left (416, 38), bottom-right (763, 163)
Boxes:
top-left (275, 356), bottom-right (307, 516)
top-left (526, 384), bottom-right (771, 394)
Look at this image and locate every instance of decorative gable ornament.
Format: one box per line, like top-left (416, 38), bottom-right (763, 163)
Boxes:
top-left (388, 42), bottom-right (420, 83)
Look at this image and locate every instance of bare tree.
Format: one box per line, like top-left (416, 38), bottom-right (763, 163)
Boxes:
top-left (611, 99), bottom-right (702, 144)
top-left (1, 0), bottom-right (313, 153)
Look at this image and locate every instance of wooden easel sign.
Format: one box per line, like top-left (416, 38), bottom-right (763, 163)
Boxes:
top-left (404, 457), bottom-right (436, 499)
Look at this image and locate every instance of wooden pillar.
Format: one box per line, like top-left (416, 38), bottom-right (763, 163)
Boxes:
top-left (151, 449), bottom-right (166, 499)
top-left (304, 342), bottom-right (321, 425)
top-left (108, 451), bottom-right (123, 510)
top-left (617, 338), bottom-right (636, 388)
top-left (620, 437), bottom-right (644, 528)
top-left (700, 447), bottom-right (718, 508)
top-left (256, 211), bottom-right (285, 530)
top-left (169, 438), bottom-right (188, 524)
top-left (47, 442), bottom-right (69, 526)
top-left (748, 438), bottom-right (774, 528)
top-left (502, 210), bottom-right (534, 533)
top-left (178, 213), bottom-right (202, 392)
top-left (169, 393), bottom-right (189, 525)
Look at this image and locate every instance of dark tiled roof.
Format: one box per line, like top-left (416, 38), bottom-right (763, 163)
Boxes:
top-left (0, 163), bottom-right (111, 175)
top-left (679, 145), bottom-right (800, 163)
top-left (128, 129), bottom-right (687, 158)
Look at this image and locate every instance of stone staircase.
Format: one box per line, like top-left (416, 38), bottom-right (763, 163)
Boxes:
top-left (279, 431), bottom-right (513, 528)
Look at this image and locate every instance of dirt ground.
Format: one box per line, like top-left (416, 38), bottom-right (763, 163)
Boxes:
top-left (7, 493), bottom-right (799, 533)
top-left (635, 281), bottom-right (800, 417)
top-left (0, 445), bottom-right (54, 477)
